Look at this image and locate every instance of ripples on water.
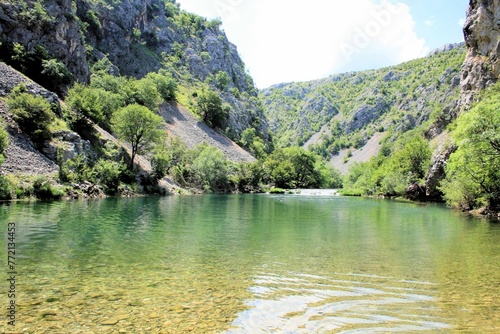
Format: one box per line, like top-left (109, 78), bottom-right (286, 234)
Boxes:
top-left (229, 271), bottom-right (450, 333)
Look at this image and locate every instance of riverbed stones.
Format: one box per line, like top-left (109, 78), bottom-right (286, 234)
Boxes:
top-left (100, 318), bottom-right (119, 325)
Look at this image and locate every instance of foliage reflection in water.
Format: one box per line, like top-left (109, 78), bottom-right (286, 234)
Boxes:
top-left (0, 195), bottom-right (498, 333)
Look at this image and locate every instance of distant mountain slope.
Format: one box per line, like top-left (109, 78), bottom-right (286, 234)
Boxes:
top-left (261, 44), bottom-right (465, 158)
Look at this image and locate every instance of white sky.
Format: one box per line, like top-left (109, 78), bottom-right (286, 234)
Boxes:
top-left (176, 0), bottom-right (468, 88)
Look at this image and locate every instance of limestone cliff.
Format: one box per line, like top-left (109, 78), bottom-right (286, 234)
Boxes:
top-left (460, 0), bottom-right (500, 108)
top-left (427, 0), bottom-right (500, 200)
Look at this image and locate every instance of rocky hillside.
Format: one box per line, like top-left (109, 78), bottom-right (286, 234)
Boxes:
top-left (261, 44), bottom-right (465, 154)
top-left (0, 0), bottom-right (269, 143)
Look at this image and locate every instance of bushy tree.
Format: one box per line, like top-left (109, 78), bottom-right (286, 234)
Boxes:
top-left (239, 127), bottom-right (267, 159)
top-left (234, 161), bottom-right (264, 193)
top-left (6, 84), bottom-right (54, 142)
top-left (128, 77), bottom-right (162, 111)
top-left (112, 104), bottom-right (166, 169)
top-left (190, 144), bottom-right (231, 192)
top-left (196, 88), bottom-right (228, 129)
top-left (151, 145), bottom-right (170, 179)
top-left (215, 70), bottom-right (230, 90)
top-left (66, 83), bottom-right (124, 127)
top-left (93, 159), bottom-right (124, 193)
top-left (263, 147), bottom-right (329, 189)
top-left (146, 71), bottom-right (177, 101)
top-left (441, 83), bottom-right (500, 210)
top-left (343, 133), bottom-right (431, 197)
top-left (41, 58), bottom-right (72, 90)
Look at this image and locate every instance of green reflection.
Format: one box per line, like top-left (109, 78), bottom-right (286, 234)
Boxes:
top-left (0, 195), bottom-right (498, 332)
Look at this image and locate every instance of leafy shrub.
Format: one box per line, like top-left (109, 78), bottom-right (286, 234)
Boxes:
top-left (190, 144), bottom-right (231, 192)
top-left (59, 154), bottom-right (93, 183)
top-left (196, 88), bottom-right (227, 129)
top-left (33, 176), bottom-right (63, 200)
top-left (128, 77), bottom-right (162, 111)
top-left (263, 147), bottom-right (330, 189)
top-left (93, 159), bottom-right (123, 194)
top-left (269, 187), bottom-right (285, 194)
top-left (216, 71), bottom-right (230, 90)
top-left (41, 59), bottom-right (72, 90)
top-left (151, 146), bottom-right (170, 179)
top-left (7, 84), bottom-right (54, 142)
top-left (234, 161), bottom-right (264, 193)
top-left (146, 71), bottom-right (177, 101)
top-left (0, 175), bottom-right (15, 201)
top-left (66, 83), bottom-right (124, 128)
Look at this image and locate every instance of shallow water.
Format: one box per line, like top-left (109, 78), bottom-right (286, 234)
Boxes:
top-left (0, 195), bottom-right (499, 333)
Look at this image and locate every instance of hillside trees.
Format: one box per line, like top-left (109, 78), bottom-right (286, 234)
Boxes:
top-left (441, 83), bottom-right (500, 211)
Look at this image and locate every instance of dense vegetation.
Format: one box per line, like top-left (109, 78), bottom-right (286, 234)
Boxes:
top-left (441, 82), bottom-right (500, 212)
top-left (0, 0), bottom-right (279, 199)
top-left (342, 131), bottom-right (431, 198)
top-left (157, 138), bottom-right (338, 193)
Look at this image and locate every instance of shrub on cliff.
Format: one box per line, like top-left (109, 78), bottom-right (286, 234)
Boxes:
top-left (195, 88), bottom-right (228, 129)
top-left (6, 84), bottom-right (54, 142)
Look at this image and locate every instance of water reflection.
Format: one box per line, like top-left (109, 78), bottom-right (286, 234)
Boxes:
top-left (0, 195), bottom-right (499, 332)
top-left (229, 271), bottom-right (449, 333)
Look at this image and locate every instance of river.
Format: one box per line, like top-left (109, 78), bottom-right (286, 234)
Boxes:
top-left (0, 195), bottom-right (498, 332)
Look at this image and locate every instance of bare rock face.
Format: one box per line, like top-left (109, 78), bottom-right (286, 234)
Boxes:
top-left (0, 0), bottom-right (89, 85)
top-left (425, 144), bottom-right (456, 201)
top-left (460, 0), bottom-right (500, 108)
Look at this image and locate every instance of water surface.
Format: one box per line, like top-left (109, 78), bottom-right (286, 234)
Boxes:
top-left (0, 195), bottom-right (499, 333)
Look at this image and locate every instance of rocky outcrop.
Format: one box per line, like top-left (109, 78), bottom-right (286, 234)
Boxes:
top-left (0, 62), bottom-right (91, 176)
top-left (0, 62), bottom-right (59, 107)
top-left (344, 98), bottom-right (389, 134)
top-left (460, 0), bottom-right (500, 108)
top-left (425, 144), bottom-right (456, 201)
top-left (0, 0), bottom-right (89, 84)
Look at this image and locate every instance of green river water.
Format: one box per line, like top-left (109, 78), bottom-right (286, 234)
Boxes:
top-left (0, 194), bottom-right (499, 333)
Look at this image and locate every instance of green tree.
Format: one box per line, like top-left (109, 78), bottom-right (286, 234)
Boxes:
top-left (151, 145), bottom-right (170, 179)
top-left (190, 144), bottom-right (231, 192)
top-left (263, 147), bottom-right (328, 189)
top-left (215, 70), bottom-right (230, 90)
top-left (112, 104), bottom-right (166, 170)
top-left (441, 84), bottom-right (500, 210)
top-left (66, 83), bottom-right (124, 127)
top-left (129, 77), bottom-right (162, 111)
top-left (146, 71), bottom-right (177, 101)
top-left (41, 58), bottom-right (72, 90)
top-left (196, 89), bottom-right (227, 128)
top-left (239, 127), bottom-right (267, 159)
top-left (6, 84), bottom-right (54, 142)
